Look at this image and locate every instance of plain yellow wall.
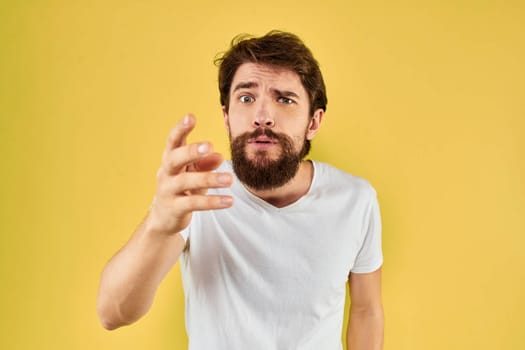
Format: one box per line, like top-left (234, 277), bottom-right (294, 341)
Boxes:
top-left (1, 1), bottom-right (524, 349)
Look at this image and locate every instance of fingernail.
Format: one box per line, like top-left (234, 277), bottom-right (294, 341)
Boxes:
top-left (220, 197), bottom-right (233, 206)
top-left (217, 174), bottom-right (231, 185)
top-left (197, 143), bottom-right (210, 154)
top-left (183, 115), bottom-right (190, 125)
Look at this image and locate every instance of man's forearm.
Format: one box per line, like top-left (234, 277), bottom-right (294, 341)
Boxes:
top-left (96, 216), bottom-right (186, 330)
top-left (347, 305), bottom-right (384, 350)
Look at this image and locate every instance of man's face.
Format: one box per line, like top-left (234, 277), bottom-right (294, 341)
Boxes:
top-left (223, 63), bottom-right (323, 190)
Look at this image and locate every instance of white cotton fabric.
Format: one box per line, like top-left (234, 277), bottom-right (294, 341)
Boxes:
top-left (179, 160), bottom-right (382, 350)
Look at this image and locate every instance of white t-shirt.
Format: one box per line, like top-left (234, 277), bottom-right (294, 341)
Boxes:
top-left (179, 160), bottom-right (382, 350)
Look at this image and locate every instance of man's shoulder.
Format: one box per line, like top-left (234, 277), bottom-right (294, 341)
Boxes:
top-left (312, 160), bottom-right (377, 196)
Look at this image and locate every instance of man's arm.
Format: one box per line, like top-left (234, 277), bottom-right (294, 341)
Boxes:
top-left (347, 268), bottom-right (384, 350)
top-left (96, 115), bottom-right (233, 330)
top-left (96, 218), bottom-right (186, 330)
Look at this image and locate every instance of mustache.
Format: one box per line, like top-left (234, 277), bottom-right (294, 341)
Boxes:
top-left (245, 128), bottom-right (286, 142)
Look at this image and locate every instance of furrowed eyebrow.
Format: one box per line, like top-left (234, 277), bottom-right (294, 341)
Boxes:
top-left (233, 81), bottom-right (258, 92)
top-left (272, 89), bottom-right (300, 99)
top-left (232, 82), bottom-right (300, 99)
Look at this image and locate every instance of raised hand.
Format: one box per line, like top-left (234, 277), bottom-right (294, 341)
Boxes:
top-left (146, 114), bottom-right (233, 235)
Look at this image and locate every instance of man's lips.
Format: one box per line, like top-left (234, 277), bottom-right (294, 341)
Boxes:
top-left (247, 136), bottom-right (279, 144)
top-left (246, 136), bottom-right (279, 151)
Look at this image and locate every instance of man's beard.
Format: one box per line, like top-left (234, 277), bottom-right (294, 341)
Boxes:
top-left (230, 128), bottom-right (311, 191)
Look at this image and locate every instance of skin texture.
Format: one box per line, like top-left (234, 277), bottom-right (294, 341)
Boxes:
top-left (347, 269), bottom-right (384, 350)
top-left (97, 62), bottom-right (383, 350)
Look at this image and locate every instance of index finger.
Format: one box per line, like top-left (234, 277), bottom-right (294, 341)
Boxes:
top-left (164, 114), bottom-right (196, 154)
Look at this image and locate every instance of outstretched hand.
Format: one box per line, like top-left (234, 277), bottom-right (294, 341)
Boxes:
top-left (147, 114), bottom-right (233, 235)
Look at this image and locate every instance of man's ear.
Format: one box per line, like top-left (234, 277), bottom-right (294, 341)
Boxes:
top-left (222, 106), bottom-right (230, 132)
top-left (306, 108), bottom-right (324, 140)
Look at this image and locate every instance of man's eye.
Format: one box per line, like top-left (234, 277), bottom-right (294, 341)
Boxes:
top-left (240, 95), bottom-right (254, 103)
top-left (278, 97), bottom-right (294, 104)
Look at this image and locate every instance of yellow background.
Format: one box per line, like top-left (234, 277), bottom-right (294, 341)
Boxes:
top-left (1, 0), bottom-right (524, 349)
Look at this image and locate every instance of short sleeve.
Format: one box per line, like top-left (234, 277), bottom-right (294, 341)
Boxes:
top-left (351, 188), bottom-right (383, 273)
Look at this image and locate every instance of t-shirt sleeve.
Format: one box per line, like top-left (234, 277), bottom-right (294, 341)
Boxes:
top-left (351, 187), bottom-right (383, 273)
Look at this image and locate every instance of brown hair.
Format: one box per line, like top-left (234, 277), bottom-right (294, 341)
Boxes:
top-left (215, 30), bottom-right (327, 116)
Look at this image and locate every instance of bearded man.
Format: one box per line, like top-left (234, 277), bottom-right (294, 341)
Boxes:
top-left (97, 31), bottom-right (384, 350)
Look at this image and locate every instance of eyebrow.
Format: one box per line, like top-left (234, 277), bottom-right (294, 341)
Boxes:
top-left (232, 81), bottom-right (301, 99)
top-left (233, 81), bottom-right (258, 92)
top-left (272, 89), bottom-right (300, 99)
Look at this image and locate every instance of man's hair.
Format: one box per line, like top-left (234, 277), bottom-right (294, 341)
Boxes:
top-left (215, 30), bottom-right (327, 116)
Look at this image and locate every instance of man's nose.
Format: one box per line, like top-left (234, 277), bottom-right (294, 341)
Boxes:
top-left (253, 102), bottom-right (275, 128)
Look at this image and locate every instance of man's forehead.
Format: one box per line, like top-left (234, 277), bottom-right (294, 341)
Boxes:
top-left (231, 63), bottom-right (303, 90)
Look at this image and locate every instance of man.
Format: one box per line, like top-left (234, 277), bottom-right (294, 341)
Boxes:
top-left (97, 31), bottom-right (384, 350)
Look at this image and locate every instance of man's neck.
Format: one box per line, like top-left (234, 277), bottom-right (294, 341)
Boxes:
top-left (243, 160), bottom-right (314, 208)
